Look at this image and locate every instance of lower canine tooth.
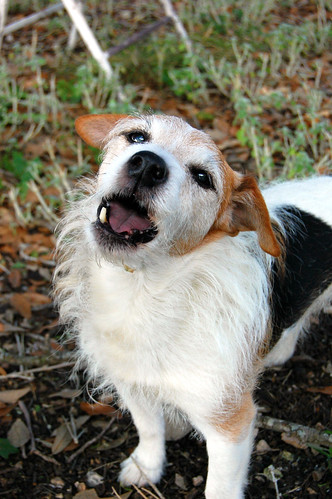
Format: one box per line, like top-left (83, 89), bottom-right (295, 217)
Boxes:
top-left (99, 206), bottom-right (107, 223)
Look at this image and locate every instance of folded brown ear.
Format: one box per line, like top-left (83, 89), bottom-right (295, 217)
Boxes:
top-left (75, 114), bottom-right (130, 148)
top-left (219, 174), bottom-right (281, 257)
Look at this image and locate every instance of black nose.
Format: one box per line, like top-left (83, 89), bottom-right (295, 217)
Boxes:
top-left (127, 151), bottom-right (168, 188)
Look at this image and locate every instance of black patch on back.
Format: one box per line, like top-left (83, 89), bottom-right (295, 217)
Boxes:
top-left (270, 206), bottom-right (332, 343)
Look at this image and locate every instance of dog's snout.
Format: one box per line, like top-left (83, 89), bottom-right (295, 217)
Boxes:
top-left (127, 151), bottom-right (168, 188)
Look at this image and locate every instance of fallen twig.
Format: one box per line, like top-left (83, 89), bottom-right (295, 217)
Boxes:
top-left (141, 487), bottom-right (164, 499)
top-left (0, 360), bottom-right (75, 380)
top-left (33, 449), bottom-right (61, 466)
top-left (111, 488), bottom-right (123, 499)
top-left (18, 400), bottom-right (36, 452)
top-left (1, 3), bottom-right (63, 36)
top-left (256, 414), bottom-right (332, 448)
top-left (159, 0), bottom-right (192, 53)
top-left (62, 0), bottom-right (112, 79)
top-left (67, 415), bottom-right (116, 464)
top-left (132, 485), bottom-right (151, 499)
top-left (106, 17), bottom-right (171, 57)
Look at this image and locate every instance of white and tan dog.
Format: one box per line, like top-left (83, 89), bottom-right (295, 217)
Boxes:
top-left (54, 114), bottom-right (332, 498)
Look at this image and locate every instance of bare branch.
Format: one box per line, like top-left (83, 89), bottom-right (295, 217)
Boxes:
top-left (256, 414), bottom-right (332, 448)
top-left (159, 0), bottom-right (192, 53)
top-left (106, 17), bottom-right (171, 57)
top-left (1, 3), bottom-right (63, 36)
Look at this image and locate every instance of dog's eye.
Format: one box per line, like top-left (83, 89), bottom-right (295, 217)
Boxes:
top-left (190, 168), bottom-right (214, 189)
top-left (127, 132), bottom-right (147, 144)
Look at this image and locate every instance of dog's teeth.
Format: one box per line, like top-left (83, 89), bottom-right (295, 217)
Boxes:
top-left (99, 206), bottom-right (107, 224)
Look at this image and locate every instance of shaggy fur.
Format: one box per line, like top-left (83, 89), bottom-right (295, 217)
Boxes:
top-left (54, 114), bottom-right (332, 499)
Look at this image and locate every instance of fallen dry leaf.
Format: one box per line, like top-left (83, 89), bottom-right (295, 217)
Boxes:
top-left (52, 416), bottom-right (90, 454)
top-left (0, 402), bottom-right (14, 419)
top-left (80, 401), bottom-right (117, 416)
top-left (73, 490), bottom-right (99, 499)
top-left (117, 493), bottom-right (132, 499)
top-left (49, 388), bottom-right (81, 399)
top-left (175, 473), bottom-right (187, 490)
top-left (52, 423), bottom-right (72, 455)
top-left (256, 439), bottom-right (274, 454)
top-left (8, 418), bottom-right (30, 447)
top-left (0, 386), bottom-right (31, 404)
top-left (23, 292), bottom-right (52, 305)
top-left (95, 431), bottom-right (128, 451)
top-left (10, 293), bottom-right (32, 319)
top-left (0, 226), bottom-right (17, 244)
top-left (8, 269), bottom-right (21, 288)
top-left (281, 432), bottom-right (308, 449)
top-left (306, 386), bottom-right (332, 395)
top-left (75, 415), bottom-right (90, 429)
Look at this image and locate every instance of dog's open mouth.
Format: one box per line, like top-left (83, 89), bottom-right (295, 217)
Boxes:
top-left (96, 195), bottom-right (157, 246)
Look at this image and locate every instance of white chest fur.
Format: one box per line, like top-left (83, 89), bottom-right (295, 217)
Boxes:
top-left (78, 238), bottom-right (270, 409)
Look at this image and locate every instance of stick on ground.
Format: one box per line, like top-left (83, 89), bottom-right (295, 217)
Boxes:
top-left (256, 414), bottom-right (332, 448)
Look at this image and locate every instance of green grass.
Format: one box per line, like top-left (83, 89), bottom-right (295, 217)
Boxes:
top-left (0, 0), bottom-right (331, 226)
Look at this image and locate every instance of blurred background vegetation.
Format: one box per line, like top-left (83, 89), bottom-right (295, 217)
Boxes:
top-left (0, 0), bottom-right (331, 228)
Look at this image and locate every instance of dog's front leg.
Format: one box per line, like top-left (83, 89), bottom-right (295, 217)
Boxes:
top-left (204, 427), bottom-right (254, 499)
top-left (118, 393), bottom-right (166, 487)
top-left (195, 393), bottom-right (256, 499)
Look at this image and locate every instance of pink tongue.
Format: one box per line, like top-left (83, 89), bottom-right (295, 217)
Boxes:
top-left (108, 201), bottom-right (151, 234)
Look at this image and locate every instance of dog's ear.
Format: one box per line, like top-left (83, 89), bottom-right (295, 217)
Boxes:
top-left (75, 114), bottom-right (130, 148)
top-left (217, 174), bottom-right (281, 257)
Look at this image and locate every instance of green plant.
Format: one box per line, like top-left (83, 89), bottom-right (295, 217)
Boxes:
top-left (0, 438), bottom-right (18, 459)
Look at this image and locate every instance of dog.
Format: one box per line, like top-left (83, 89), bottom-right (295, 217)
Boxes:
top-left (54, 113), bottom-right (332, 498)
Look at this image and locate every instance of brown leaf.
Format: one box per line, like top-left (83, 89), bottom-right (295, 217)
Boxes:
top-left (75, 415), bottom-right (90, 430)
top-left (117, 493), bottom-right (132, 499)
top-left (0, 208), bottom-right (15, 227)
top-left (52, 423), bottom-right (72, 455)
top-left (49, 388), bottom-right (81, 399)
top-left (23, 292), bottom-right (52, 305)
top-left (10, 294), bottom-right (32, 319)
top-left (0, 386), bottom-right (31, 404)
top-left (63, 440), bottom-right (79, 451)
top-left (96, 432), bottom-right (127, 451)
top-left (8, 269), bottom-right (21, 289)
top-left (0, 226), bottom-right (17, 244)
top-left (80, 401), bottom-right (117, 416)
top-left (175, 473), bottom-right (187, 490)
top-left (0, 404), bottom-right (14, 419)
top-left (73, 490), bottom-right (99, 499)
top-left (51, 416), bottom-right (90, 454)
top-left (281, 432), bottom-right (307, 449)
top-left (22, 232), bottom-right (55, 248)
top-left (256, 439), bottom-right (274, 454)
top-left (24, 137), bottom-right (49, 157)
top-left (8, 418), bottom-right (30, 447)
top-left (307, 386), bottom-right (332, 395)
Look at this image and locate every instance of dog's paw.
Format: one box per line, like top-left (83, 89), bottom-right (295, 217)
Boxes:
top-left (119, 453), bottom-right (163, 487)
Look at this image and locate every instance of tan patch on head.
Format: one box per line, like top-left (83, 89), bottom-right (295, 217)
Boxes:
top-left (206, 173), bottom-right (281, 256)
top-left (75, 114), bottom-right (132, 148)
top-left (212, 393), bottom-right (256, 442)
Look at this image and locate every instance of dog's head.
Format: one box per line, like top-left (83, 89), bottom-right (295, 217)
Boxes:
top-left (75, 114), bottom-right (280, 262)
